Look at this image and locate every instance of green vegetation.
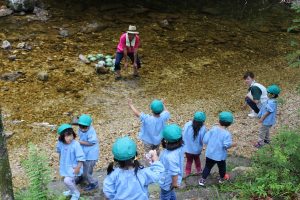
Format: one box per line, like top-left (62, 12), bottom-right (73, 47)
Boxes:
top-left (221, 130), bottom-right (300, 199)
top-left (15, 144), bottom-right (55, 200)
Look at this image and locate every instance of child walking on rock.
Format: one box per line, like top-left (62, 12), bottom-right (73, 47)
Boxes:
top-left (103, 136), bottom-right (165, 200)
top-left (77, 114), bottom-right (99, 191)
top-left (128, 99), bottom-right (170, 155)
top-left (56, 124), bottom-right (85, 200)
top-left (182, 112), bottom-right (207, 176)
top-left (159, 124), bottom-right (184, 200)
top-left (199, 112), bottom-right (236, 186)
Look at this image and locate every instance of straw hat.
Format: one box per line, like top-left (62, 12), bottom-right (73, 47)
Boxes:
top-left (127, 25), bottom-right (139, 34)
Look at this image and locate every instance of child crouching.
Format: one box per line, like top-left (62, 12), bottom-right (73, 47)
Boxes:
top-left (56, 124), bottom-right (85, 200)
top-left (103, 136), bottom-right (165, 200)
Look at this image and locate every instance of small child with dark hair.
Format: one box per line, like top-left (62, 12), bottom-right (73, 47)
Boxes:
top-left (128, 99), bottom-right (170, 155)
top-left (103, 136), bottom-right (164, 200)
top-left (199, 112), bottom-right (236, 186)
top-left (159, 124), bottom-right (184, 200)
top-left (182, 112), bottom-right (207, 176)
top-left (254, 84), bottom-right (281, 148)
top-left (56, 124), bottom-right (85, 200)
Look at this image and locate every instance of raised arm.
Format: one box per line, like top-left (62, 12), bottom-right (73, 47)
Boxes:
top-left (128, 99), bottom-right (141, 117)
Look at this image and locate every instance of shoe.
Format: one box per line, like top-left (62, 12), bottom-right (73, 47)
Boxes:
top-left (254, 142), bottom-right (263, 148)
top-left (198, 178), bottom-right (206, 186)
top-left (248, 110), bottom-right (258, 118)
top-left (63, 190), bottom-right (71, 196)
top-left (264, 140), bottom-right (270, 144)
top-left (219, 178), bottom-right (225, 184)
top-left (84, 181), bottom-right (99, 191)
top-left (75, 176), bottom-right (83, 185)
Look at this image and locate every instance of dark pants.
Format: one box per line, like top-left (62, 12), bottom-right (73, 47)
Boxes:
top-left (202, 157), bottom-right (226, 179)
top-left (245, 96), bottom-right (260, 114)
top-left (114, 52), bottom-right (141, 71)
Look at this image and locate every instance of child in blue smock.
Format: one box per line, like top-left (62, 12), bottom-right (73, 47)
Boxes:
top-left (255, 84), bottom-right (281, 148)
top-left (56, 124), bottom-right (85, 200)
top-left (182, 112), bottom-right (207, 176)
top-left (103, 136), bottom-right (165, 200)
top-left (199, 112), bottom-right (236, 186)
top-left (128, 99), bottom-right (170, 154)
top-left (159, 124), bottom-right (184, 200)
top-left (77, 114), bottom-right (99, 191)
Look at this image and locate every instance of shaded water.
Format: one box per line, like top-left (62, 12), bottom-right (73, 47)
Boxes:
top-left (1, 0), bottom-right (300, 187)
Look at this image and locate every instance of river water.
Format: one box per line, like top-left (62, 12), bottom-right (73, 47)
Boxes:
top-left (0, 0), bottom-right (300, 187)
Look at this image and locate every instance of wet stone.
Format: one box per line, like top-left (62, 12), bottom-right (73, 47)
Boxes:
top-left (37, 71), bottom-right (48, 81)
top-left (0, 7), bottom-right (13, 17)
top-left (2, 40), bottom-right (11, 49)
top-left (8, 55), bottom-right (17, 61)
top-left (59, 28), bottom-right (69, 37)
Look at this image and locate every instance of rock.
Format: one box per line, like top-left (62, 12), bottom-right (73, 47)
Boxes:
top-left (201, 7), bottom-right (221, 16)
top-left (8, 54), bottom-right (16, 61)
top-left (6, 0), bottom-right (35, 12)
top-left (4, 131), bottom-right (14, 138)
top-left (0, 7), bottom-right (13, 17)
top-left (37, 71), bottom-right (48, 81)
top-left (65, 68), bottom-right (75, 73)
top-left (32, 6), bottom-right (49, 21)
top-left (79, 54), bottom-right (90, 64)
top-left (16, 42), bottom-right (31, 50)
top-left (1, 40), bottom-right (11, 49)
top-left (95, 66), bottom-right (109, 74)
top-left (81, 22), bottom-right (108, 33)
top-left (59, 28), bottom-right (69, 37)
top-left (0, 71), bottom-right (24, 81)
top-left (159, 19), bottom-right (169, 28)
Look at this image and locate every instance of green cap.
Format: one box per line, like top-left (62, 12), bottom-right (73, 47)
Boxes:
top-left (150, 99), bottom-right (164, 114)
top-left (162, 124), bottom-right (182, 142)
top-left (112, 136), bottom-right (137, 161)
top-left (194, 112), bottom-right (206, 122)
top-left (219, 111), bottom-right (234, 123)
top-left (78, 114), bottom-right (92, 127)
top-left (57, 123), bottom-right (72, 135)
top-left (267, 84), bottom-right (281, 95)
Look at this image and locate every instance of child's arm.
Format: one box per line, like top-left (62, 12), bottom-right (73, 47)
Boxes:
top-left (73, 161), bottom-right (83, 175)
top-left (259, 111), bottom-right (271, 123)
top-left (79, 141), bottom-right (94, 146)
top-left (171, 175), bottom-right (179, 189)
top-left (128, 99), bottom-right (141, 117)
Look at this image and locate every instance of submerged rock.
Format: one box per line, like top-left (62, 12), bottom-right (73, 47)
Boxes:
top-left (37, 71), bottom-right (48, 81)
top-left (16, 42), bottom-right (32, 50)
top-left (0, 71), bottom-right (24, 81)
top-left (1, 40), bottom-right (11, 49)
top-left (32, 6), bottom-right (49, 21)
top-left (81, 22), bottom-right (108, 33)
top-left (59, 28), bottom-right (69, 37)
top-left (6, 0), bottom-right (35, 12)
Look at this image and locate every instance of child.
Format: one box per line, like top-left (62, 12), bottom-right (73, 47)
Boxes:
top-left (103, 136), bottom-right (165, 200)
top-left (159, 124), bottom-right (184, 200)
top-left (128, 99), bottom-right (170, 155)
top-left (254, 84), bottom-right (281, 148)
top-left (182, 112), bottom-right (207, 176)
top-left (199, 112), bottom-right (235, 186)
top-left (56, 124), bottom-right (85, 200)
top-left (77, 114), bottom-right (99, 191)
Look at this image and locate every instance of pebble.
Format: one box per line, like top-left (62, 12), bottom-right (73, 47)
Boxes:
top-left (59, 28), bottom-right (69, 37)
top-left (8, 55), bottom-right (16, 61)
top-left (1, 40), bottom-right (11, 49)
top-left (79, 54), bottom-right (90, 64)
top-left (37, 71), bottom-right (48, 81)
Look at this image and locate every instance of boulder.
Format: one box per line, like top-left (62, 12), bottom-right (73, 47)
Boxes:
top-left (81, 22), bottom-right (108, 33)
top-left (1, 40), bottom-right (11, 49)
top-left (37, 71), bottom-right (48, 81)
top-left (6, 0), bottom-right (35, 12)
top-left (0, 6), bottom-right (13, 17)
top-left (32, 6), bottom-right (49, 21)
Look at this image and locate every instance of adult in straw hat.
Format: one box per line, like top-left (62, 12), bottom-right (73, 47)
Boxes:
top-left (114, 25), bottom-right (141, 80)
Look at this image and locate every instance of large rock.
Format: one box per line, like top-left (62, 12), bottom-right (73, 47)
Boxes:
top-left (6, 0), bottom-right (35, 12)
top-left (0, 6), bottom-right (13, 17)
top-left (81, 22), bottom-right (108, 33)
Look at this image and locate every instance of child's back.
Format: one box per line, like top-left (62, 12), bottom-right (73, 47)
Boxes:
top-left (183, 121), bottom-right (206, 154)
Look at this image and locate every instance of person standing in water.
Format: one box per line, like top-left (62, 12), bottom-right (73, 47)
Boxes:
top-left (114, 25), bottom-right (141, 80)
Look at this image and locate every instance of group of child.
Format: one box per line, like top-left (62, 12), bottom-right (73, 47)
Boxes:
top-left (55, 83), bottom-right (281, 200)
